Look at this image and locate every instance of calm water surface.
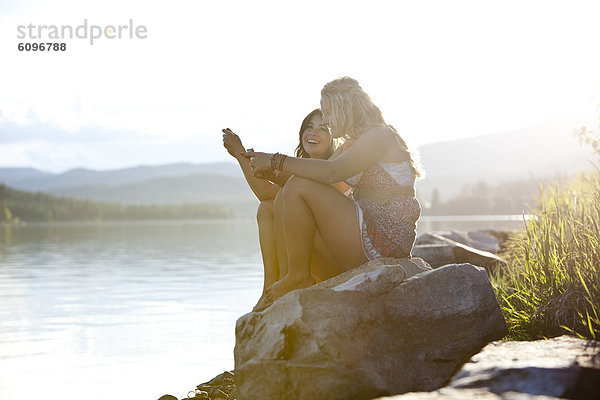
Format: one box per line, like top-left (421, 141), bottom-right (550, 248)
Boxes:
top-left (0, 217), bottom-right (524, 400)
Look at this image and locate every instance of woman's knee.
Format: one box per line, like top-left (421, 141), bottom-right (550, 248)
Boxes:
top-left (256, 199), bottom-right (274, 223)
top-left (282, 176), bottom-right (315, 198)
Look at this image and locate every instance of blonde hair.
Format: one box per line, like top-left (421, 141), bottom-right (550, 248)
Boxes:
top-left (321, 77), bottom-right (422, 178)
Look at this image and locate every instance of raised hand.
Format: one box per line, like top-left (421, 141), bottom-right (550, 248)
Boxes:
top-left (222, 128), bottom-right (245, 158)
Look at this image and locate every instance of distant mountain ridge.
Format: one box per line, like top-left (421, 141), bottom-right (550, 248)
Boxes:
top-left (0, 162), bottom-right (257, 217)
top-left (415, 119), bottom-right (594, 201)
top-left (2, 162), bottom-right (241, 192)
top-left (47, 173), bottom-right (254, 204)
top-left (0, 167), bottom-right (51, 186)
top-left (0, 119), bottom-right (595, 214)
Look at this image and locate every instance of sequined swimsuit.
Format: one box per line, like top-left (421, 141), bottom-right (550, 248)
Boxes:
top-left (345, 161), bottom-right (421, 260)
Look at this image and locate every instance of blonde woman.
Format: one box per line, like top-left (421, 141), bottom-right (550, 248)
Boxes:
top-left (245, 77), bottom-right (422, 309)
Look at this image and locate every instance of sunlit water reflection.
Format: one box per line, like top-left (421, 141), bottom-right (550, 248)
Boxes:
top-left (0, 217), bottom-right (524, 400)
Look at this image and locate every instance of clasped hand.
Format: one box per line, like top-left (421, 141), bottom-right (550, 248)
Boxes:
top-left (242, 151), bottom-right (272, 177)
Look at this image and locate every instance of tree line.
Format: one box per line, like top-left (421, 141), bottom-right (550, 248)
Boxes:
top-left (421, 176), bottom-right (566, 216)
top-left (0, 184), bottom-right (231, 223)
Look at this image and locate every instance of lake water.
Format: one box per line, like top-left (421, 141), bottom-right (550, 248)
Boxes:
top-left (0, 217), bottom-right (524, 400)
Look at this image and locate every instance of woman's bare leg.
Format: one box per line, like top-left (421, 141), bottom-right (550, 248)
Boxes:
top-left (275, 193), bottom-right (338, 283)
top-left (310, 243), bottom-right (340, 283)
top-left (272, 191), bottom-right (288, 281)
top-left (260, 176), bottom-right (364, 305)
top-left (252, 193), bottom-right (287, 311)
top-left (256, 200), bottom-right (279, 291)
top-left (255, 191), bottom-right (327, 311)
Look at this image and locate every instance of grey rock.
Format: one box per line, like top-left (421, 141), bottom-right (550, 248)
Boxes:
top-left (450, 336), bottom-right (600, 398)
top-left (412, 234), bottom-right (506, 270)
top-left (481, 230), bottom-right (511, 247)
top-left (416, 231), bottom-right (502, 254)
top-left (194, 370), bottom-right (236, 400)
top-left (374, 336), bottom-right (600, 400)
top-left (410, 257), bottom-right (433, 271)
top-left (376, 388), bottom-right (557, 399)
top-left (234, 261), bottom-right (507, 400)
top-left (411, 244), bottom-right (456, 268)
top-left (415, 232), bottom-right (453, 246)
top-left (312, 257), bottom-right (431, 290)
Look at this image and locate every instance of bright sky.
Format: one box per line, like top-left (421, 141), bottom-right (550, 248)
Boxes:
top-left (1, 0), bottom-right (599, 172)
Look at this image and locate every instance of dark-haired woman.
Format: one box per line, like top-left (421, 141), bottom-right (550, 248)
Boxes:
top-left (223, 109), bottom-right (346, 307)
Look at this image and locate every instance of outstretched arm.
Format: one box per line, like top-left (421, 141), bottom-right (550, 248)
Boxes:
top-left (222, 129), bottom-right (279, 201)
top-left (255, 168), bottom-right (292, 188)
top-left (245, 126), bottom-right (394, 184)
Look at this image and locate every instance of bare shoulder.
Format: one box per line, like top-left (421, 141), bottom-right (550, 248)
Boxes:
top-left (362, 125), bottom-right (408, 161)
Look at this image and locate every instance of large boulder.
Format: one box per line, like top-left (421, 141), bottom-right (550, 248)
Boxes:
top-left (234, 260), bottom-right (508, 400)
top-left (374, 335), bottom-right (600, 399)
top-left (412, 234), bottom-right (506, 270)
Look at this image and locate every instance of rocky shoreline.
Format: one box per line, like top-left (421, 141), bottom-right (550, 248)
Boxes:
top-left (163, 334), bottom-right (600, 399)
top-left (158, 230), bottom-right (600, 400)
top-left (159, 371), bottom-right (236, 400)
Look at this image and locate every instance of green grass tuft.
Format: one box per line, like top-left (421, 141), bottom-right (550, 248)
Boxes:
top-left (491, 169), bottom-right (600, 340)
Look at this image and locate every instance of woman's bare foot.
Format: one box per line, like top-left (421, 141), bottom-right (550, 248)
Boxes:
top-left (253, 275), bottom-right (315, 311)
top-left (252, 292), bottom-right (268, 312)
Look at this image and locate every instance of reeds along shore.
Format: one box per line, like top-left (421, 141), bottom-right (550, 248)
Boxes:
top-left (492, 169), bottom-right (600, 341)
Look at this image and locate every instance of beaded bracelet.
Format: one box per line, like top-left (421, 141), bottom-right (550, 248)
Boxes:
top-left (271, 153), bottom-right (287, 177)
top-left (271, 152), bottom-right (280, 172)
top-left (277, 154), bottom-right (287, 171)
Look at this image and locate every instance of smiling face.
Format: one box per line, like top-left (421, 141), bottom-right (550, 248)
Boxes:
top-left (301, 114), bottom-right (332, 159)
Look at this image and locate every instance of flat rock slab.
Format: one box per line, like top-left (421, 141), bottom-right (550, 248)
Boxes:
top-left (376, 388), bottom-right (557, 399)
top-left (375, 335), bottom-right (600, 400)
top-left (413, 234), bottom-right (506, 270)
top-left (451, 336), bottom-right (600, 399)
top-left (415, 231), bottom-right (503, 254)
top-left (234, 261), bottom-right (507, 400)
